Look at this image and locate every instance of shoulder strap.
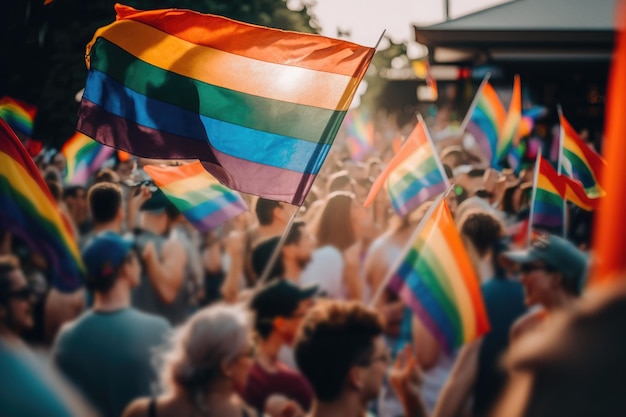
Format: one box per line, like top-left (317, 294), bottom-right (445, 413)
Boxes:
top-left (148, 397), bottom-right (157, 417)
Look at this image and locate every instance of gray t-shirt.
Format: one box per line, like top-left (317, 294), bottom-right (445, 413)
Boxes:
top-left (52, 308), bottom-right (170, 417)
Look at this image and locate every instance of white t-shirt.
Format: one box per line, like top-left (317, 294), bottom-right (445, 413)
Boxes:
top-left (300, 245), bottom-right (344, 299)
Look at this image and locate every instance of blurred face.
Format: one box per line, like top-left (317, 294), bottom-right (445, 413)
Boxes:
top-left (227, 341), bottom-right (255, 390)
top-left (1, 270), bottom-right (34, 334)
top-left (65, 189), bottom-right (88, 224)
top-left (519, 262), bottom-right (557, 307)
top-left (278, 299), bottom-right (315, 345)
top-left (356, 336), bottom-right (390, 402)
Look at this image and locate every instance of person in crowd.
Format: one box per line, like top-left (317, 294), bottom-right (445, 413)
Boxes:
top-left (294, 300), bottom-right (389, 417)
top-left (240, 279), bottom-right (316, 414)
top-left (302, 191), bottom-right (370, 300)
top-left (52, 232), bottom-right (170, 417)
top-left (0, 256), bottom-right (35, 347)
top-left (502, 233), bottom-right (588, 341)
top-left (63, 185), bottom-right (90, 235)
top-left (132, 187), bottom-right (189, 325)
top-left (325, 170), bottom-right (355, 195)
top-left (81, 181), bottom-right (125, 248)
top-left (123, 304), bottom-right (257, 417)
top-left (432, 210), bottom-right (526, 417)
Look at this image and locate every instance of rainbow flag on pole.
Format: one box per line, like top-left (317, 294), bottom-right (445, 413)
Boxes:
top-left (76, 4), bottom-right (374, 205)
top-left (0, 119), bottom-right (84, 292)
top-left (388, 198), bottom-right (490, 353)
top-left (498, 74), bottom-right (522, 166)
top-left (364, 119), bottom-right (449, 216)
top-left (144, 161), bottom-right (248, 233)
top-left (559, 113), bottom-right (606, 198)
top-left (0, 96), bottom-right (37, 138)
top-left (531, 153), bottom-right (598, 229)
top-left (62, 132), bottom-right (115, 185)
top-left (464, 80), bottom-right (506, 166)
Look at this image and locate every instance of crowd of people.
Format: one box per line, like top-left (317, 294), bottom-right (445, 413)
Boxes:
top-left (1, 107), bottom-right (620, 417)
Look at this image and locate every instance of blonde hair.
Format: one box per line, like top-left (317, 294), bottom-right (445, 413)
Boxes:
top-left (159, 304), bottom-right (249, 394)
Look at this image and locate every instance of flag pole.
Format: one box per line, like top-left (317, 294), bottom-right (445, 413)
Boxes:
top-left (527, 150), bottom-right (542, 247)
top-left (417, 112), bottom-right (452, 189)
top-left (458, 73), bottom-right (492, 133)
top-left (556, 104), bottom-right (567, 238)
top-left (368, 187), bottom-right (452, 308)
top-left (255, 205), bottom-right (300, 288)
top-left (374, 30), bottom-right (387, 50)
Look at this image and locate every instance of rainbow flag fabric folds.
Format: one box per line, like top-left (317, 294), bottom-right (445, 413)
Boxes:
top-left (344, 109), bottom-right (374, 161)
top-left (144, 161), bottom-right (248, 233)
top-left (464, 81), bottom-right (506, 166)
top-left (498, 74), bottom-right (522, 165)
top-left (560, 113), bottom-right (607, 198)
top-left (388, 199), bottom-right (490, 353)
top-left (364, 120), bottom-right (449, 216)
top-left (532, 154), bottom-right (598, 229)
top-left (77, 4), bottom-right (374, 206)
top-left (0, 96), bottom-right (37, 138)
top-left (0, 120), bottom-right (84, 292)
top-left (62, 132), bottom-right (115, 185)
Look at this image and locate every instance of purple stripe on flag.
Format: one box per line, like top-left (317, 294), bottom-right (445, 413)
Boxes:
top-left (189, 200), bottom-right (248, 232)
top-left (533, 212), bottom-right (563, 227)
top-left (466, 121), bottom-right (493, 162)
top-left (395, 182), bottom-right (448, 217)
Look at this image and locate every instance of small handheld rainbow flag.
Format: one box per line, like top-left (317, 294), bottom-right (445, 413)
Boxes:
top-left (387, 198), bottom-right (490, 353)
top-left (144, 161), bottom-right (248, 233)
top-left (559, 112), bottom-right (607, 198)
top-left (530, 153), bottom-right (598, 230)
top-left (0, 119), bottom-right (84, 292)
top-left (462, 77), bottom-right (507, 166)
top-left (62, 132), bottom-right (115, 185)
top-left (0, 96), bottom-right (37, 138)
top-left (364, 118), bottom-right (449, 216)
top-left (497, 74), bottom-right (522, 165)
top-left (344, 108), bottom-right (374, 161)
top-left (77, 4), bottom-right (374, 206)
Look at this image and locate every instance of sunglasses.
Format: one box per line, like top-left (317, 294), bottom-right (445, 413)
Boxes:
top-left (520, 263), bottom-right (555, 274)
top-left (8, 287), bottom-right (32, 301)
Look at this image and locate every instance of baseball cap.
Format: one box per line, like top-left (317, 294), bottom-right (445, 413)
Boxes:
top-left (81, 231), bottom-right (135, 283)
top-left (502, 234), bottom-right (589, 288)
top-left (250, 279), bottom-right (318, 320)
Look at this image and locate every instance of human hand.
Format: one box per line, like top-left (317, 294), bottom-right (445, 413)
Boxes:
top-left (389, 344), bottom-right (423, 403)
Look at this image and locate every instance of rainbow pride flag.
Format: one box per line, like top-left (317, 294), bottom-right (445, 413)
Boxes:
top-left (62, 132), bottom-right (115, 185)
top-left (77, 5), bottom-right (374, 206)
top-left (532, 154), bottom-right (598, 229)
top-left (464, 80), bottom-right (506, 166)
top-left (497, 75), bottom-right (522, 165)
top-left (0, 96), bottom-right (37, 138)
top-left (388, 199), bottom-right (490, 353)
top-left (344, 109), bottom-right (374, 161)
top-left (144, 161), bottom-right (248, 233)
top-left (559, 113), bottom-right (606, 198)
top-left (364, 120), bottom-right (449, 216)
top-left (0, 119), bottom-right (84, 292)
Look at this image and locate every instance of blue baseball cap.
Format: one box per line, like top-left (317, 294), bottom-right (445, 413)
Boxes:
top-left (81, 231), bottom-right (135, 282)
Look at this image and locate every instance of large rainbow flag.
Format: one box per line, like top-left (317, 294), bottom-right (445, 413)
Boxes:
top-left (61, 132), bottom-right (115, 185)
top-left (144, 161), bottom-right (248, 233)
top-left (388, 198), bottom-right (490, 353)
top-left (76, 4), bottom-right (374, 206)
top-left (0, 96), bottom-right (37, 138)
top-left (464, 80), bottom-right (506, 167)
top-left (0, 119), bottom-right (84, 292)
top-left (559, 113), bottom-right (606, 198)
top-left (364, 120), bottom-right (449, 216)
top-left (531, 154), bottom-right (598, 229)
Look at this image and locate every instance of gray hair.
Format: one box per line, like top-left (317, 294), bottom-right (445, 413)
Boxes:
top-left (159, 303), bottom-right (250, 394)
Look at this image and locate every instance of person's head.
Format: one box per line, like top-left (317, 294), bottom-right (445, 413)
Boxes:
top-left (81, 232), bottom-right (141, 294)
top-left (326, 170), bottom-right (355, 195)
top-left (251, 279), bottom-right (317, 345)
top-left (255, 198), bottom-right (286, 227)
top-left (51, 151), bottom-right (66, 175)
top-left (282, 221), bottom-right (315, 271)
top-left (502, 234), bottom-right (588, 307)
top-left (0, 256), bottom-right (34, 337)
top-left (440, 146), bottom-right (465, 169)
top-left (161, 304), bottom-right (253, 395)
top-left (295, 301), bottom-right (387, 405)
top-left (316, 191), bottom-right (369, 251)
top-left (63, 185), bottom-right (88, 224)
top-left (93, 168), bottom-right (121, 185)
top-left (459, 210), bottom-right (506, 259)
top-left (88, 182), bottom-right (123, 226)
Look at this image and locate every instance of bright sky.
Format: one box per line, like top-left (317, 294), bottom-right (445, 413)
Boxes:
top-left (306, 0), bottom-right (510, 52)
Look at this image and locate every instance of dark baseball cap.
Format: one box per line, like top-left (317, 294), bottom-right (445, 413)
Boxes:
top-left (81, 231), bottom-right (135, 283)
top-left (502, 234), bottom-right (589, 289)
top-left (250, 279), bottom-right (318, 320)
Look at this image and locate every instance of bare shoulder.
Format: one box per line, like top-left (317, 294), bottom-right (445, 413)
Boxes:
top-left (511, 309), bottom-right (546, 342)
top-left (122, 397), bottom-right (151, 417)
